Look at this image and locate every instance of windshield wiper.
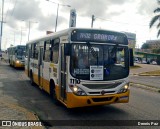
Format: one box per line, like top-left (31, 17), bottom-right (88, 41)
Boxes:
top-left (86, 42), bottom-right (99, 65)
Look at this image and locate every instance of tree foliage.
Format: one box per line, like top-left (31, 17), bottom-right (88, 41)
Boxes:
top-left (152, 49), bottom-right (160, 54)
top-left (150, 1), bottom-right (160, 37)
top-left (141, 43), bottom-right (150, 49)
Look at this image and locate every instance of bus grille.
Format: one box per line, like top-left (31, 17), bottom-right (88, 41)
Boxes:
top-left (92, 97), bottom-right (113, 102)
top-left (88, 91), bottom-right (115, 94)
top-left (83, 82), bottom-right (122, 89)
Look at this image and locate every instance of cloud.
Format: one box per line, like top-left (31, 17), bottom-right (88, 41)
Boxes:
top-left (136, 0), bottom-right (158, 16)
top-left (5, 0), bottom-right (67, 32)
top-left (37, 14), bottom-right (66, 31)
top-left (7, 0), bottom-right (41, 21)
top-left (60, 0), bottom-right (132, 18)
top-left (4, 0), bottom-right (139, 32)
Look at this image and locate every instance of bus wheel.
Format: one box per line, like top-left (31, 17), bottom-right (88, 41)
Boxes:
top-left (30, 71), bottom-right (35, 86)
top-left (50, 81), bottom-right (58, 103)
top-left (9, 60), bottom-right (11, 66)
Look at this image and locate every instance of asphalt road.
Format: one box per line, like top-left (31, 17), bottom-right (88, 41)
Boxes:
top-left (130, 63), bottom-right (160, 89)
top-left (0, 62), bottom-right (160, 129)
top-left (129, 75), bottom-right (160, 89)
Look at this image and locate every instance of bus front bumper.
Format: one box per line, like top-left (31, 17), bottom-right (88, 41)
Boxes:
top-left (66, 90), bottom-right (130, 108)
top-left (14, 61), bottom-right (25, 68)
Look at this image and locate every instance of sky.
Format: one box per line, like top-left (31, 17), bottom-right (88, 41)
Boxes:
top-left (0, 0), bottom-right (159, 50)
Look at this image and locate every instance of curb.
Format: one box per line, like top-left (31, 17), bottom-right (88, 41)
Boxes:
top-left (130, 82), bottom-right (160, 93)
top-left (138, 74), bottom-right (160, 76)
top-left (132, 73), bottom-right (160, 76)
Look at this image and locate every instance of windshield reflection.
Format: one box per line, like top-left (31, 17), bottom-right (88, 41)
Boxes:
top-left (70, 43), bottom-right (129, 81)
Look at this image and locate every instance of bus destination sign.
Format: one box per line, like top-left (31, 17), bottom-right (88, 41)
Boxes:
top-left (71, 29), bottom-right (128, 45)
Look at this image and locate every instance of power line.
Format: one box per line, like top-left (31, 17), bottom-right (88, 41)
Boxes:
top-left (4, 0), bottom-right (12, 22)
top-left (11, 0), bottom-right (17, 17)
top-left (96, 17), bottom-right (150, 26)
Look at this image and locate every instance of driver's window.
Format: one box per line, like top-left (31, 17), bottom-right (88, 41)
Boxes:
top-left (108, 46), bottom-right (116, 65)
top-left (116, 47), bottom-right (125, 67)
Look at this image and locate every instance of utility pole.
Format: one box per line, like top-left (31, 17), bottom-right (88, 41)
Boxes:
top-left (14, 32), bottom-right (15, 46)
top-left (46, 0), bottom-right (71, 32)
top-left (27, 21), bottom-right (38, 41)
top-left (28, 21), bottom-right (30, 41)
top-left (91, 15), bottom-right (95, 28)
top-left (0, 0), bottom-right (4, 51)
top-left (55, 3), bottom-right (59, 32)
top-left (20, 27), bottom-right (22, 45)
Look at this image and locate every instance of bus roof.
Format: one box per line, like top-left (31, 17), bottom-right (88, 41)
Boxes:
top-left (26, 27), bottom-right (128, 45)
top-left (7, 45), bottom-right (26, 49)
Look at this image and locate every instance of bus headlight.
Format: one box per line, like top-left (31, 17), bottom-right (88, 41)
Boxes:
top-left (117, 83), bottom-right (129, 94)
top-left (69, 85), bottom-right (87, 96)
top-left (16, 60), bottom-right (20, 63)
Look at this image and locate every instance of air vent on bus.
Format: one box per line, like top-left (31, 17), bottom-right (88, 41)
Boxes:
top-left (88, 91), bottom-right (115, 95)
top-left (83, 82), bottom-right (122, 89)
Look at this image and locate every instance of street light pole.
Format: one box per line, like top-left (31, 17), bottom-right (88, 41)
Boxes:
top-left (28, 21), bottom-right (31, 41)
top-left (14, 32), bottom-right (15, 46)
top-left (27, 21), bottom-right (37, 41)
top-left (55, 4), bottom-right (59, 32)
top-left (20, 27), bottom-right (23, 45)
top-left (19, 20), bottom-right (25, 44)
top-left (46, 0), bottom-right (71, 32)
top-left (91, 15), bottom-right (95, 28)
top-left (0, 0), bottom-right (4, 51)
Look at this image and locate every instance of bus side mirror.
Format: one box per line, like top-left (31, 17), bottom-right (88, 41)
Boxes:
top-left (64, 44), bottom-right (70, 56)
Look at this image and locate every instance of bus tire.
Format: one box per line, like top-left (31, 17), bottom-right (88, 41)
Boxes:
top-left (50, 80), bottom-right (58, 103)
top-left (30, 71), bottom-right (35, 86)
top-left (9, 60), bottom-right (11, 65)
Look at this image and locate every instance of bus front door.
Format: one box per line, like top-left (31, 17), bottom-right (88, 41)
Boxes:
top-left (60, 44), bottom-right (67, 101)
top-left (38, 47), bottom-right (43, 88)
top-left (27, 48), bottom-right (31, 77)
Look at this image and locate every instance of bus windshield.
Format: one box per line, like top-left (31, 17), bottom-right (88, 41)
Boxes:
top-left (70, 43), bottom-right (129, 81)
top-left (16, 47), bottom-right (25, 59)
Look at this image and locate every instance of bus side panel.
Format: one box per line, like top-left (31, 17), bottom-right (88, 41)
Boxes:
top-left (25, 56), bottom-right (28, 76)
top-left (30, 58), bottom-right (34, 80)
top-left (42, 62), bottom-right (50, 93)
top-left (33, 73), bottom-right (38, 85)
top-left (32, 60), bottom-right (39, 85)
top-left (42, 77), bottom-right (50, 94)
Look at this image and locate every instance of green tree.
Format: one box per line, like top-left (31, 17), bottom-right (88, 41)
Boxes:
top-left (141, 43), bottom-right (150, 49)
top-left (150, 1), bottom-right (160, 37)
top-left (152, 48), bottom-right (160, 53)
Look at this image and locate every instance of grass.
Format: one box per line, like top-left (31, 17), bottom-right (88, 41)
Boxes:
top-left (139, 70), bottom-right (160, 76)
top-left (130, 65), bottom-right (160, 76)
top-left (130, 65), bottom-right (141, 69)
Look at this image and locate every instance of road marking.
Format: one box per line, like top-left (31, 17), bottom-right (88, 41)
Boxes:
top-left (130, 82), bottom-right (160, 92)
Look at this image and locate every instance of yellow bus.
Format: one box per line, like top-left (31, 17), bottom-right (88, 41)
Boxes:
top-left (7, 45), bottom-right (26, 68)
top-left (25, 28), bottom-right (130, 108)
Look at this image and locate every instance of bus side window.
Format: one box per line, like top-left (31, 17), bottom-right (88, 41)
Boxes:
top-left (25, 45), bottom-right (28, 57)
top-left (34, 43), bottom-right (38, 59)
top-left (44, 40), bottom-right (51, 62)
top-left (52, 43), bottom-right (59, 64)
top-left (31, 44), bottom-right (35, 58)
